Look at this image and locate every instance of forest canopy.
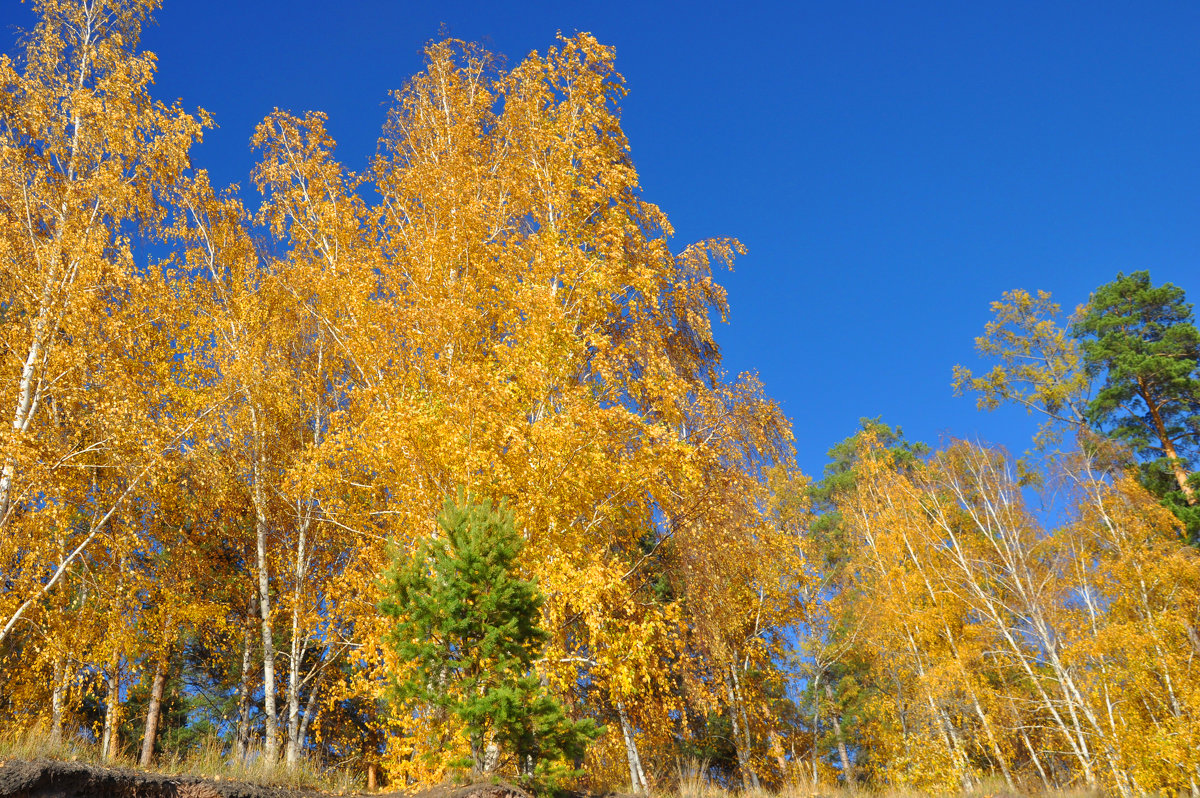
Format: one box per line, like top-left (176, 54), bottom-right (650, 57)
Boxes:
top-left (1, 2), bottom-right (1198, 797)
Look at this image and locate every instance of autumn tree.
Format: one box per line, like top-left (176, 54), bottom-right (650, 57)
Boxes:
top-left (952, 288), bottom-right (1091, 447)
top-left (169, 162), bottom-right (363, 768)
top-left (0, 0), bottom-right (209, 656)
top-left (800, 419), bottom-right (926, 786)
top-left (0, 2), bottom-right (223, 757)
top-left (347, 35), bottom-right (798, 787)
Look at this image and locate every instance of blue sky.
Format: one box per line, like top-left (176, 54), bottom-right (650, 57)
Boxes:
top-left (6, 0), bottom-right (1198, 476)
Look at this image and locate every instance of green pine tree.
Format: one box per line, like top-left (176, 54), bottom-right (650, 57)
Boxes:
top-left (380, 492), bottom-right (601, 786)
top-left (1073, 271), bottom-right (1200, 541)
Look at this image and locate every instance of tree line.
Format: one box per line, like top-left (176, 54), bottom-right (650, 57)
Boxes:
top-left (1, 1), bottom-right (1198, 795)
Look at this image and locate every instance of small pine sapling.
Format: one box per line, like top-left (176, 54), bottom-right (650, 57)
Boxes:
top-left (380, 492), bottom-right (601, 787)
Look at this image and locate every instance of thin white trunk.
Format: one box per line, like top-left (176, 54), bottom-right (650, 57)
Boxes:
top-left (251, 404), bottom-right (278, 767)
top-left (50, 657), bottom-right (65, 743)
top-left (101, 655), bottom-right (120, 762)
top-left (295, 661), bottom-right (325, 760)
top-left (1019, 724), bottom-right (1052, 789)
top-left (822, 684), bottom-right (853, 784)
top-left (810, 670), bottom-right (822, 785)
top-left (0, 307), bottom-right (50, 527)
top-left (285, 515), bottom-right (309, 767)
top-left (287, 342), bottom-right (324, 768)
top-left (617, 701), bottom-right (647, 793)
top-left (901, 625), bottom-right (972, 792)
top-left (256, 509), bottom-right (278, 767)
top-left (235, 601), bottom-right (255, 762)
top-left (102, 549), bottom-right (127, 763)
top-left (968, 689), bottom-right (1013, 789)
top-left (728, 662), bottom-right (760, 789)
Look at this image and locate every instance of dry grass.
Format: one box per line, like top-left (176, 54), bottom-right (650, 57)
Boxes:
top-left (0, 730), bottom-right (1108, 798)
top-left (660, 786), bottom-right (1101, 798)
top-left (0, 724), bottom-right (360, 794)
top-left (157, 737), bottom-right (360, 793)
top-left (0, 722), bottom-right (95, 764)
top-left (651, 758), bottom-right (1104, 798)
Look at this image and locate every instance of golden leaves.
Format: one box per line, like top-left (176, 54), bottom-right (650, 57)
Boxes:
top-left (817, 430), bottom-right (1200, 793)
top-left (1, 11), bottom-right (797, 784)
top-left (953, 288), bottom-right (1090, 429)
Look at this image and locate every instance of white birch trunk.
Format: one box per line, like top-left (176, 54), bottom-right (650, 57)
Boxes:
top-left (50, 656), bottom-right (65, 743)
top-left (251, 405), bottom-right (279, 768)
top-left (822, 683), bottom-right (853, 784)
top-left (810, 670), bottom-right (822, 785)
top-left (617, 701), bottom-right (647, 793)
top-left (235, 602), bottom-right (255, 762)
top-left (0, 307), bottom-right (50, 528)
top-left (101, 656), bottom-right (120, 762)
top-left (727, 662), bottom-right (760, 789)
top-left (256, 510), bottom-right (278, 768)
top-left (295, 663), bottom-right (325, 760)
top-left (285, 516), bottom-right (309, 767)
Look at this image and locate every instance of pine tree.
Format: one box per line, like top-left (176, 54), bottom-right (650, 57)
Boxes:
top-left (380, 493), bottom-right (600, 784)
top-left (1073, 271), bottom-right (1200, 539)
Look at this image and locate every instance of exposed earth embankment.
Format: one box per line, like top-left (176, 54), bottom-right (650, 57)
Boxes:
top-left (0, 759), bottom-right (532, 798)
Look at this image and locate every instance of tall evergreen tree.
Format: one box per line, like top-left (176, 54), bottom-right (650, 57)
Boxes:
top-left (1073, 271), bottom-right (1200, 539)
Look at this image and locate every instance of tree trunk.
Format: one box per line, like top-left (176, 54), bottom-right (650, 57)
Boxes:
top-left (0, 306), bottom-right (51, 530)
top-left (823, 684), bottom-right (853, 784)
top-left (257, 520), bottom-right (278, 768)
top-left (968, 690), bottom-right (1013, 790)
top-left (235, 600), bottom-right (255, 762)
top-left (50, 657), bottom-right (65, 743)
top-left (617, 701), bottom-right (648, 793)
top-left (251, 406), bottom-right (279, 768)
top-left (766, 730), bottom-right (789, 781)
top-left (1139, 375), bottom-right (1196, 505)
top-left (294, 661), bottom-right (326, 766)
top-left (1019, 724), bottom-right (1052, 790)
top-left (285, 517), bottom-right (309, 768)
top-left (470, 735), bottom-right (485, 779)
top-left (728, 662), bottom-right (760, 789)
top-left (101, 655), bottom-right (121, 762)
top-left (810, 671), bottom-right (821, 786)
top-left (139, 660), bottom-right (167, 767)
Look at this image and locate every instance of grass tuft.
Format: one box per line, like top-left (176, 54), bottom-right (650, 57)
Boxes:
top-left (0, 725), bottom-right (360, 794)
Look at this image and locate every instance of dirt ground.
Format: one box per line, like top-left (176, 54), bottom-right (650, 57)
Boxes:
top-left (0, 759), bottom-right (534, 798)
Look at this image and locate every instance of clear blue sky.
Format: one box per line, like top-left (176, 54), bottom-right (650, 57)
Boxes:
top-left (6, 1), bottom-right (1199, 476)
